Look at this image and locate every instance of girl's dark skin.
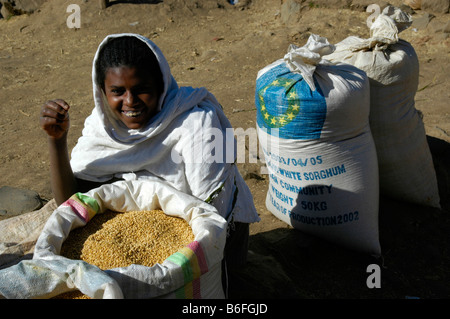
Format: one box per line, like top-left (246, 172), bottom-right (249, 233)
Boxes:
top-left (40, 66), bottom-right (160, 205)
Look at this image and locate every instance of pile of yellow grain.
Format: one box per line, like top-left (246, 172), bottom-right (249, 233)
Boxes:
top-left (54, 209), bottom-right (194, 299)
top-left (53, 290), bottom-right (90, 299)
top-left (60, 209), bottom-right (195, 270)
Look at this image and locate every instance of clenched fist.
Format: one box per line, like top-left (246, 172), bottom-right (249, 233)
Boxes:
top-left (40, 99), bottom-right (70, 140)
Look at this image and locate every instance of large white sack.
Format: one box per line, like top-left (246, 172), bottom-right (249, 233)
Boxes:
top-left (0, 180), bottom-right (227, 299)
top-left (324, 6), bottom-right (440, 208)
top-left (256, 35), bottom-right (381, 256)
top-left (0, 199), bottom-right (57, 270)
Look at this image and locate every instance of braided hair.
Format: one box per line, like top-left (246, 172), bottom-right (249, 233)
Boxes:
top-left (96, 36), bottom-right (164, 96)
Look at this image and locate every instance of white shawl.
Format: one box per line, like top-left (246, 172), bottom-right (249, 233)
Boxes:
top-left (70, 33), bottom-right (259, 224)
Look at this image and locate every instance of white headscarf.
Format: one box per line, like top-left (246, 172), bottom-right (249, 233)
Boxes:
top-left (70, 33), bottom-right (259, 224)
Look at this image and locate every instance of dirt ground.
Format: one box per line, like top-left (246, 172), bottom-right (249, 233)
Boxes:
top-left (0, 0), bottom-right (449, 299)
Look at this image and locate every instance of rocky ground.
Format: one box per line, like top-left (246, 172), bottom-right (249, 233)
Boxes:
top-left (0, 0), bottom-right (449, 299)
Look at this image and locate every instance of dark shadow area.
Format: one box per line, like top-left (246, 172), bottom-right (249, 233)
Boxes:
top-left (427, 135), bottom-right (450, 211)
top-left (0, 253), bottom-right (33, 270)
top-left (104, 0), bottom-right (163, 8)
top-left (228, 136), bottom-right (450, 299)
top-left (228, 228), bottom-right (380, 299)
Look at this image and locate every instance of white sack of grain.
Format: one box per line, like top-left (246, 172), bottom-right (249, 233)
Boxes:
top-left (0, 199), bottom-right (57, 270)
top-left (0, 180), bottom-right (227, 299)
top-left (324, 6), bottom-right (440, 208)
top-left (256, 34), bottom-right (381, 256)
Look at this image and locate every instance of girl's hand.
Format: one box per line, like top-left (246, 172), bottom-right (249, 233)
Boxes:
top-left (40, 99), bottom-right (70, 140)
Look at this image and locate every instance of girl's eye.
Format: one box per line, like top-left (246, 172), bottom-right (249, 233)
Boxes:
top-left (108, 87), bottom-right (155, 97)
top-left (110, 88), bottom-right (124, 95)
top-left (135, 87), bottom-right (154, 95)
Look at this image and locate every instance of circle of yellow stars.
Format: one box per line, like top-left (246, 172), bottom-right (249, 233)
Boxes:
top-left (257, 77), bottom-right (300, 128)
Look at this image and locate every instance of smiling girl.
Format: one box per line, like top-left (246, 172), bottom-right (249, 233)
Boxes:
top-left (39, 34), bottom-right (259, 286)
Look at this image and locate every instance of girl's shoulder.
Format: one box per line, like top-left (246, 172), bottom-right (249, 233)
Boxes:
top-left (180, 103), bottom-right (224, 125)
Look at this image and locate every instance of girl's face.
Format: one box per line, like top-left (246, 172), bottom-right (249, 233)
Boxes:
top-left (103, 66), bottom-right (161, 129)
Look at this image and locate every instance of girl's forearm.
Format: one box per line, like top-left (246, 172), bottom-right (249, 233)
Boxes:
top-left (48, 135), bottom-right (78, 205)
